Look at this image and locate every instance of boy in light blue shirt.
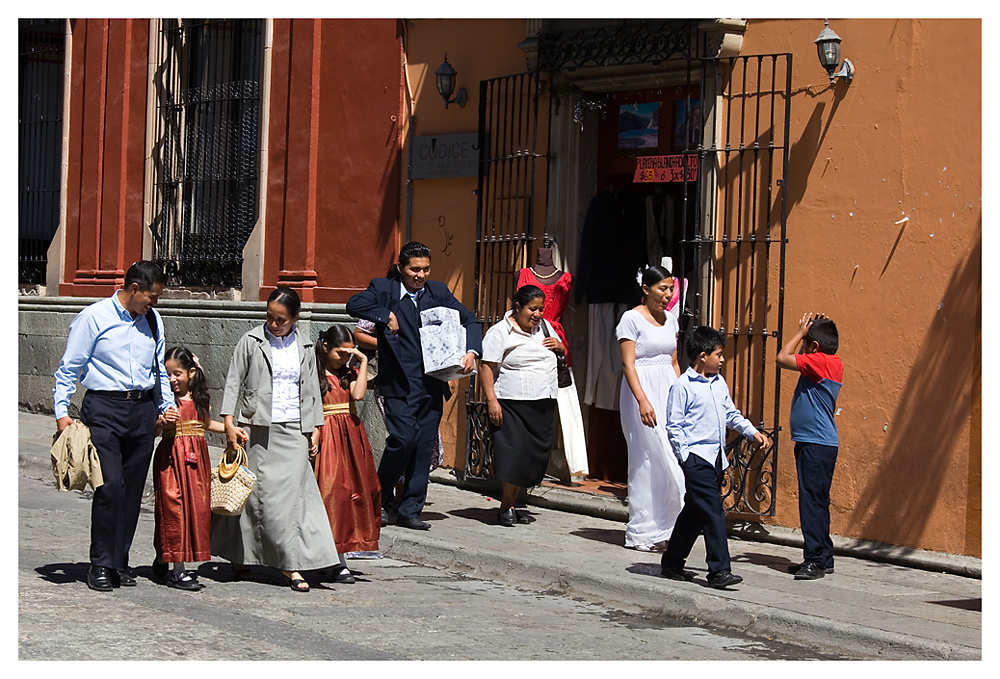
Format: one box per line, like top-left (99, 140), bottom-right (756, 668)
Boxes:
top-left (661, 326), bottom-right (770, 588)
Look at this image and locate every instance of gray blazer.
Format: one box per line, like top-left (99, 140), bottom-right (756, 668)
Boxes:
top-left (220, 324), bottom-right (324, 432)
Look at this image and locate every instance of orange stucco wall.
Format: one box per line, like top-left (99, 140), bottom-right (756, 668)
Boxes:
top-left (400, 18), bottom-right (981, 556)
top-left (400, 19), bottom-right (530, 465)
top-left (741, 19), bottom-right (981, 556)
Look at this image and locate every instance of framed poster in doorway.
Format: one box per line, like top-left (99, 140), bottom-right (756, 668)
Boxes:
top-left (616, 102), bottom-right (660, 152)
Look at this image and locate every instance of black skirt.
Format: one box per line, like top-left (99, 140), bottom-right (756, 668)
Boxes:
top-left (491, 399), bottom-right (556, 487)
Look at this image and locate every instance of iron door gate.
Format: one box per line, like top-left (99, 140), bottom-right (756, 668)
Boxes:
top-left (462, 55), bottom-right (791, 518)
top-left (464, 72), bottom-right (551, 480)
top-left (676, 54), bottom-right (793, 516)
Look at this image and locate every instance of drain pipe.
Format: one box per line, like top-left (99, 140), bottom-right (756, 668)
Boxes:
top-left (405, 115), bottom-right (415, 242)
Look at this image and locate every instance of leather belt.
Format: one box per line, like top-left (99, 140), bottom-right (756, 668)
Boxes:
top-left (88, 389), bottom-right (153, 401)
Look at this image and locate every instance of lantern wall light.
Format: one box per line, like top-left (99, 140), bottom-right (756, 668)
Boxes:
top-left (814, 20), bottom-right (855, 85)
top-left (434, 53), bottom-right (467, 109)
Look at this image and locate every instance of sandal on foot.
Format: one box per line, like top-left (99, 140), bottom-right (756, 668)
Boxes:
top-left (283, 570), bottom-right (309, 592)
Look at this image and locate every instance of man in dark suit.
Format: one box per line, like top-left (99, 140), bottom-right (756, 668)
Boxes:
top-left (347, 242), bottom-right (482, 530)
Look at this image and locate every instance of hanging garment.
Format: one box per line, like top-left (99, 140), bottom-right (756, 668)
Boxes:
top-left (583, 302), bottom-right (628, 411)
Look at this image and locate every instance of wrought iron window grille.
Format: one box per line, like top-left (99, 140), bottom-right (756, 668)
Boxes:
top-left (148, 19), bottom-right (264, 289)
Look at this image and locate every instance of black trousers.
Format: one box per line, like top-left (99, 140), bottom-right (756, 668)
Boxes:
top-left (661, 454), bottom-right (731, 576)
top-left (794, 441), bottom-right (839, 569)
top-left (380, 389), bottom-right (444, 520)
top-left (81, 392), bottom-right (158, 570)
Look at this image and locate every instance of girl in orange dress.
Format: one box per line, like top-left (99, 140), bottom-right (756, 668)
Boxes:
top-left (153, 346), bottom-right (225, 591)
top-left (313, 325), bottom-right (382, 584)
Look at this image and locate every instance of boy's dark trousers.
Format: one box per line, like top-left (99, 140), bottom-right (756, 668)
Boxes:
top-left (661, 453), bottom-right (731, 576)
top-left (794, 441), bottom-right (838, 569)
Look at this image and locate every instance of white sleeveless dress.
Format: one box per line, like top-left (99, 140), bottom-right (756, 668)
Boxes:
top-left (615, 309), bottom-right (686, 549)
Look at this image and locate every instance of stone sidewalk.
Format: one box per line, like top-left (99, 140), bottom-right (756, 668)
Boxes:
top-left (18, 410), bottom-right (981, 660)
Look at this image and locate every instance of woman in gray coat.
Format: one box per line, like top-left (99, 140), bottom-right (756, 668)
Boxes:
top-left (210, 287), bottom-right (338, 591)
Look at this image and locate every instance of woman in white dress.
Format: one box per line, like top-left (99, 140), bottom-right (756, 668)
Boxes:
top-left (616, 265), bottom-right (686, 551)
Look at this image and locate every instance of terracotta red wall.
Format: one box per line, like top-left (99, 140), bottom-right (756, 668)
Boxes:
top-left (60, 19), bottom-right (149, 296)
top-left (263, 19), bottom-right (403, 303)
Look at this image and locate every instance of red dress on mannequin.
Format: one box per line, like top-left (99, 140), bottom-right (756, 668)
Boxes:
top-left (517, 267), bottom-right (573, 365)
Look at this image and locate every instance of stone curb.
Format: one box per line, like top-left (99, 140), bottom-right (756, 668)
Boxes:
top-left (377, 528), bottom-right (979, 661)
top-left (428, 469), bottom-right (983, 580)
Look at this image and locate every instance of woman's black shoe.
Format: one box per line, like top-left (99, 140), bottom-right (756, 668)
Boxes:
top-left (498, 508), bottom-right (517, 527)
top-left (514, 509), bottom-right (530, 524)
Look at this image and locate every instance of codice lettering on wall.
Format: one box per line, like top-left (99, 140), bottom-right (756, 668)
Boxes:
top-left (411, 133), bottom-right (483, 179)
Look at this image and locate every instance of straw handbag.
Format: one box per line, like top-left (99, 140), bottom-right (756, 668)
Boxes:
top-left (210, 442), bottom-right (256, 515)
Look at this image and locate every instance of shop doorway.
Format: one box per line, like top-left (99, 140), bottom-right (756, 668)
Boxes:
top-left (467, 53), bottom-right (793, 518)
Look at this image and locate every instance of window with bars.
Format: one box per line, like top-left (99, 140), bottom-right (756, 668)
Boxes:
top-left (18, 18), bottom-right (66, 287)
top-left (149, 19), bottom-right (264, 288)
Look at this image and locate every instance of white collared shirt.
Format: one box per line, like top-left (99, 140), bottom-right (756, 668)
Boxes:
top-left (266, 326), bottom-right (300, 423)
top-left (481, 311), bottom-right (558, 400)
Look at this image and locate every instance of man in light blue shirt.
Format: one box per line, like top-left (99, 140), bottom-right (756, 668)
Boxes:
top-left (53, 261), bottom-right (177, 592)
top-left (661, 326), bottom-right (770, 589)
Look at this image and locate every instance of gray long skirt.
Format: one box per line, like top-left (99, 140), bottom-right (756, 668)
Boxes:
top-left (210, 421), bottom-right (338, 571)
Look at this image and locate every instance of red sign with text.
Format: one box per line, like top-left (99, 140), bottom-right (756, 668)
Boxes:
top-left (633, 154), bottom-right (698, 183)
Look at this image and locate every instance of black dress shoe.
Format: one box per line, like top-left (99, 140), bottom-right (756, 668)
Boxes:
top-left (708, 570), bottom-right (743, 589)
top-left (87, 566), bottom-right (113, 592)
top-left (167, 571), bottom-right (205, 591)
top-left (330, 566), bottom-right (356, 584)
top-left (112, 569), bottom-right (137, 587)
top-left (513, 509), bottom-right (530, 524)
top-left (787, 561), bottom-right (834, 575)
top-left (793, 562), bottom-right (826, 580)
top-left (497, 508), bottom-right (516, 527)
top-left (660, 564), bottom-right (696, 581)
top-left (396, 516), bottom-right (431, 530)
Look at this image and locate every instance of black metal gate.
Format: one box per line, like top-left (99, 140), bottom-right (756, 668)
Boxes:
top-left (148, 19), bottom-right (263, 288)
top-left (18, 19), bottom-right (66, 286)
top-left (464, 72), bottom-right (551, 479)
top-left (462, 52), bottom-right (791, 516)
top-left (676, 54), bottom-right (793, 516)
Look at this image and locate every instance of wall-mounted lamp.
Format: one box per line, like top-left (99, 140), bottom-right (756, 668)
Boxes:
top-left (814, 20), bottom-right (855, 85)
top-left (435, 53), bottom-right (467, 109)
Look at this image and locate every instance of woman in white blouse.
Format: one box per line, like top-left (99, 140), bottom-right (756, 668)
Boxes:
top-left (480, 285), bottom-right (564, 526)
top-left (211, 287), bottom-right (338, 592)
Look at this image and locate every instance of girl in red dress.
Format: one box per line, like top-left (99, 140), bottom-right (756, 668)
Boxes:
top-left (313, 325), bottom-right (382, 584)
top-left (153, 346), bottom-right (225, 591)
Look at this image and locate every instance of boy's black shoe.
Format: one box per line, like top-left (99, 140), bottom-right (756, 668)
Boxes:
top-left (660, 564), bottom-right (696, 581)
top-left (793, 562), bottom-right (826, 580)
top-left (707, 570), bottom-right (743, 588)
top-left (787, 561), bottom-right (834, 575)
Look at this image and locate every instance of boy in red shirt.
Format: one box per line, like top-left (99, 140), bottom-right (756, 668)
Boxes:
top-left (776, 312), bottom-right (843, 580)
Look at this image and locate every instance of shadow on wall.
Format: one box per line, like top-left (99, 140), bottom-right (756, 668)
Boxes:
top-left (784, 81), bottom-right (847, 213)
top-left (848, 220), bottom-right (981, 554)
